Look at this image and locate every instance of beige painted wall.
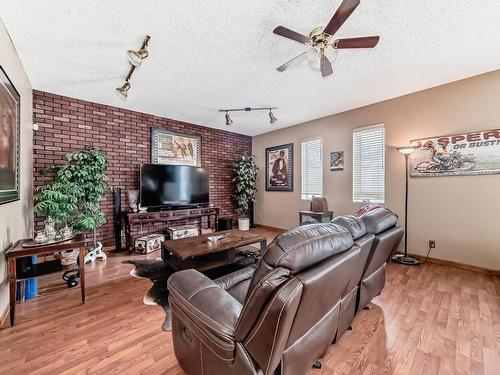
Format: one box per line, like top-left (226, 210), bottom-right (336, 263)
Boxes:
top-left (0, 20), bottom-right (33, 316)
top-left (253, 70), bottom-right (500, 271)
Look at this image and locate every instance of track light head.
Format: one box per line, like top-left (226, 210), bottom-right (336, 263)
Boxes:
top-left (116, 81), bottom-right (131, 98)
top-left (225, 112), bottom-right (233, 126)
top-left (269, 109), bottom-right (278, 124)
top-left (127, 49), bottom-right (149, 67)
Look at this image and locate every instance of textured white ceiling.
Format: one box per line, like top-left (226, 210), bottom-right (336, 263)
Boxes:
top-left (1, 0), bottom-right (500, 136)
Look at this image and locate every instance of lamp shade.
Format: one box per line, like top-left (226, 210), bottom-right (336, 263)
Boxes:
top-left (269, 110), bottom-right (278, 124)
top-left (397, 145), bottom-right (417, 155)
top-left (127, 49), bottom-right (149, 67)
top-left (115, 82), bottom-right (131, 98)
top-left (225, 112), bottom-right (233, 125)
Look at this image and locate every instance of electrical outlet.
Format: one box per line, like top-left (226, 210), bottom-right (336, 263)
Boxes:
top-left (429, 240), bottom-right (436, 248)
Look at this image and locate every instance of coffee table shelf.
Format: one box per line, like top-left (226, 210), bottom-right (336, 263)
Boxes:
top-left (161, 229), bottom-right (266, 272)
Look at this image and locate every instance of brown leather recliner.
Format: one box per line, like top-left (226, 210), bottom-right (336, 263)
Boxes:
top-left (329, 215), bottom-right (374, 341)
top-left (355, 208), bottom-right (404, 312)
top-left (167, 223), bottom-right (366, 375)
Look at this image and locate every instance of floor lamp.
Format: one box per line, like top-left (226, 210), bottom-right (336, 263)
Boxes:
top-left (392, 145), bottom-right (421, 265)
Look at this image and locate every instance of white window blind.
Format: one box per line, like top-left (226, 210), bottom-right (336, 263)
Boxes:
top-left (301, 138), bottom-right (323, 200)
top-left (353, 125), bottom-right (385, 203)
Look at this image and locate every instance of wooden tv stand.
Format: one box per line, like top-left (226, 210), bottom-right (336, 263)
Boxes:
top-left (123, 207), bottom-right (219, 254)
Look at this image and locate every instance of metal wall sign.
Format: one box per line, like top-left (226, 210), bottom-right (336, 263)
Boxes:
top-left (410, 129), bottom-right (500, 177)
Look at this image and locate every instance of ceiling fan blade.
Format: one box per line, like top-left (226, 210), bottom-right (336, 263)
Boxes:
top-left (324, 0), bottom-right (360, 37)
top-left (277, 52), bottom-right (308, 72)
top-left (273, 26), bottom-right (310, 44)
top-left (320, 55), bottom-right (333, 77)
top-left (333, 36), bottom-right (380, 49)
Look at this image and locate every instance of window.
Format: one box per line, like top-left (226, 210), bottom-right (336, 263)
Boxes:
top-left (353, 124), bottom-right (385, 203)
top-left (301, 138), bottom-right (323, 200)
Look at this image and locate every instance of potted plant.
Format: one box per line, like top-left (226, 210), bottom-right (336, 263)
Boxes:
top-left (232, 155), bottom-right (258, 231)
top-left (67, 147), bottom-right (108, 254)
top-left (34, 177), bottom-right (80, 239)
top-left (34, 146), bottom-right (108, 258)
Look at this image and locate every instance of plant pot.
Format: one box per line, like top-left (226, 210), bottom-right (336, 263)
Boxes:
top-left (238, 218), bottom-right (250, 231)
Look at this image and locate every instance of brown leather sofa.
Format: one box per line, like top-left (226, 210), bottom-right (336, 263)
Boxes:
top-left (167, 222), bottom-right (366, 375)
top-left (329, 215), bottom-right (374, 341)
top-left (167, 208), bottom-right (403, 375)
top-left (332, 208), bottom-right (404, 311)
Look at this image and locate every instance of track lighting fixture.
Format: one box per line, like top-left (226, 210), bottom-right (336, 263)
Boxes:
top-left (219, 107), bottom-right (278, 126)
top-left (116, 81), bottom-right (131, 98)
top-left (127, 35), bottom-right (150, 67)
top-left (115, 35), bottom-right (151, 98)
top-left (269, 109), bottom-right (278, 123)
top-left (225, 112), bottom-right (233, 125)
top-left (127, 49), bottom-right (149, 67)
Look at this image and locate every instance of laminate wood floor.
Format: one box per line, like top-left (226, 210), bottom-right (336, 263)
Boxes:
top-left (1, 228), bottom-right (499, 375)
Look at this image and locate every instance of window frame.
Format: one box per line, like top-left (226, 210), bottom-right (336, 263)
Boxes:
top-left (301, 137), bottom-right (323, 201)
top-left (352, 124), bottom-right (385, 204)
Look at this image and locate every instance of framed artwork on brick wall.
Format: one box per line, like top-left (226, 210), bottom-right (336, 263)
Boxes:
top-left (0, 65), bottom-right (20, 205)
top-left (151, 128), bottom-right (201, 166)
top-left (265, 143), bottom-right (294, 191)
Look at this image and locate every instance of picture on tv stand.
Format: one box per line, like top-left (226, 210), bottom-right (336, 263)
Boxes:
top-left (140, 164), bottom-right (210, 209)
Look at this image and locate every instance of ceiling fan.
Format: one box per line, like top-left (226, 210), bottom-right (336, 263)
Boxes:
top-left (273, 0), bottom-right (379, 77)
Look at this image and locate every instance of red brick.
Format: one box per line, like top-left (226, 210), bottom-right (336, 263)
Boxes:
top-left (33, 91), bottom-right (251, 245)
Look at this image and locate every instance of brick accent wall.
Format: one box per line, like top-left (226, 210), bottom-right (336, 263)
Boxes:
top-left (32, 90), bottom-right (252, 245)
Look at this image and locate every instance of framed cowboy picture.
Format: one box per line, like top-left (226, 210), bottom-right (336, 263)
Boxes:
top-left (265, 143), bottom-right (293, 191)
top-left (0, 66), bottom-right (20, 205)
top-left (151, 128), bottom-right (201, 166)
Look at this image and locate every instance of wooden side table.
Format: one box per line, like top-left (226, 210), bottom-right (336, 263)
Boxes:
top-left (299, 210), bottom-right (334, 225)
top-left (6, 234), bottom-right (86, 326)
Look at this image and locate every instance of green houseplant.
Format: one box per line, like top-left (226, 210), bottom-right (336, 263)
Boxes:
top-left (34, 146), bottom-right (108, 249)
top-left (34, 178), bottom-right (80, 238)
top-left (67, 146), bottom-right (108, 249)
top-left (232, 155), bottom-right (258, 230)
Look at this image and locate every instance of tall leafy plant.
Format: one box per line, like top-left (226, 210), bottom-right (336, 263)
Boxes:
top-left (68, 147), bottom-right (108, 248)
top-left (232, 155), bottom-right (258, 216)
top-left (34, 146), bottom-right (108, 248)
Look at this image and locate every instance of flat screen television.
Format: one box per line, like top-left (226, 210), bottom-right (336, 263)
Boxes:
top-left (140, 164), bottom-right (209, 208)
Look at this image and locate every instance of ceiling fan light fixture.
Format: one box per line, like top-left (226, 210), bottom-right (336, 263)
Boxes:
top-left (306, 47), bottom-right (318, 62)
top-left (115, 81), bottom-right (131, 98)
top-left (225, 112), bottom-right (233, 126)
top-left (308, 56), bottom-right (321, 70)
top-left (273, 0), bottom-right (379, 77)
top-left (269, 109), bottom-right (278, 124)
top-left (127, 48), bottom-right (149, 67)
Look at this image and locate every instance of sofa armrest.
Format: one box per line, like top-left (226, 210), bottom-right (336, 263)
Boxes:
top-left (168, 269), bottom-right (243, 336)
top-left (214, 266), bottom-right (254, 303)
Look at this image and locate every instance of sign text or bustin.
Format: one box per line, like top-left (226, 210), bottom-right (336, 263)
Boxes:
top-left (410, 129), bottom-right (500, 177)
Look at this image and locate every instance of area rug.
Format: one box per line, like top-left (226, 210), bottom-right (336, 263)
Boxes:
top-left (124, 259), bottom-right (174, 331)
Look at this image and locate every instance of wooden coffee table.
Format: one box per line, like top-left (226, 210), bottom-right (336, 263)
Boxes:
top-left (161, 229), bottom-right (267, 272)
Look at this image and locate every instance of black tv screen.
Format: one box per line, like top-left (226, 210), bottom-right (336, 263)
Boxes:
top-left (140, 164), bottom-right (209, 208)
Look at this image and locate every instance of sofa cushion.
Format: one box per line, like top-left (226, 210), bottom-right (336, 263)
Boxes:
top-left (331, 215), bottom-right (366, 240)
top-left (260, 223), bottom-right (353, 274)
top-left (361, 208), bottom-right (398, 234)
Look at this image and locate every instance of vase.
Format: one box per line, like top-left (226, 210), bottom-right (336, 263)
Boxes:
top-left (238, 218), bottom-right (250, 231)
top-left (61, 225), bottom-right (73, 239)
top-left (44, 217), bottom-right (57, 240)
top-left (127, 190), bottom-right (139, 212)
